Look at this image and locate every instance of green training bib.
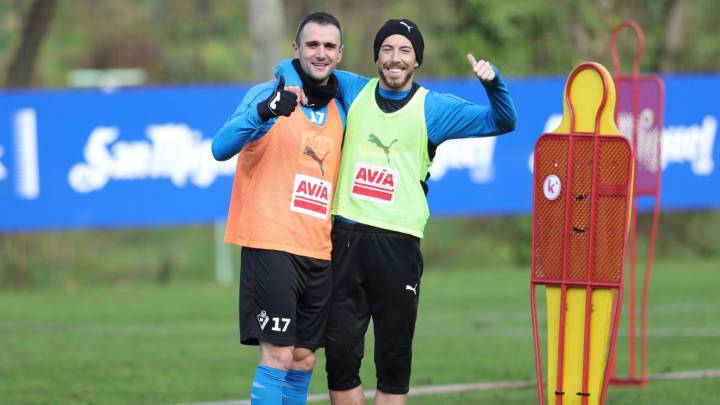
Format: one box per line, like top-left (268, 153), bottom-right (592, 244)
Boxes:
top-left (332, 78), bottom-right (432, 238)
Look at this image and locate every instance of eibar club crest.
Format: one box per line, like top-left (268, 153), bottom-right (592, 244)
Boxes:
top-left (257, 310), bottom-right (269, 330)
top-left (351, 162), bottom-right (398, 205)
top-left (290, 174), bottom-right (332, 219)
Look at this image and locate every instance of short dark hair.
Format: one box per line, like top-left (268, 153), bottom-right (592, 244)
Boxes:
top-left (294, 11), bottom-right (342, 46)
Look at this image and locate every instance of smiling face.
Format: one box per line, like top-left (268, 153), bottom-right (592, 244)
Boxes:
top-left (376, 34), bottom-right (418, 92)
top-left (293, 22), bottom-right (343, 85)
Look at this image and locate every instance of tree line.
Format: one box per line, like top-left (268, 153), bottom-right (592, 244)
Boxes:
top-left (1, 0), bottom-right (718, 88)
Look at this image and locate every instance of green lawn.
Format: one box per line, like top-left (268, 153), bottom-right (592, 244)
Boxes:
top-left (1, 257), bottom-right (718, 404)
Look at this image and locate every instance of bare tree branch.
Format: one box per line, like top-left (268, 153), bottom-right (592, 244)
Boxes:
top-left (5, 0), bottom-right (59, 88)
top-left (659, 0), bottom-right (692, 72)
top-left (248, 0), bottom-right (284, 82)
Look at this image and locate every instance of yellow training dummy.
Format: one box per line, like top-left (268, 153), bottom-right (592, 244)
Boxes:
top-left (531, 62), bottom-right (634, 405)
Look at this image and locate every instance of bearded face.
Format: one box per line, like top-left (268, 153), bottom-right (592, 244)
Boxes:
top-left (376, 34), bottom-right (418, 92)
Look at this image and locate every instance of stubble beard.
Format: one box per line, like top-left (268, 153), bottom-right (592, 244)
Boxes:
top-left (377, 64), bottom-right (414, 91)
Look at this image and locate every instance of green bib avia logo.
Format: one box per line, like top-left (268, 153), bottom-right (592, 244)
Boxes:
top-left (368, 133), bottom-right (398, 164)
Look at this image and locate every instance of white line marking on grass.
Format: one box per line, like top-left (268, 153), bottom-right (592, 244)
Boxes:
top-left (174, 368), bottom-right (720, 405)
top-left (649, 369), bottom-right (720, 381)
top-left (407, 379), bottom-right (536, 395)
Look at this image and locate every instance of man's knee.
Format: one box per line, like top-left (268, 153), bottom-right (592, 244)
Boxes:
top-left (260, 342), bottom-right (295, 370)
top-left (292, 347), bottom-right (316, 371)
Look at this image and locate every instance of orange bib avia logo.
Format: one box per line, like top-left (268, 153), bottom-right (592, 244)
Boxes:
top-left (290, 174), bottom-right (331, 219)
top-left (351, 162), bottom-right (397, 205)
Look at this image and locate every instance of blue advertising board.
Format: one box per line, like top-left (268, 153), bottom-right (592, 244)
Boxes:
top-left (1, 74), bottom-right (718, 231)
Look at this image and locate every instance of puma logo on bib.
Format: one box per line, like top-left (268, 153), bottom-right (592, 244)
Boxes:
top-left (290, 174), bottom-right (331, 219)
top-left (351, 162), bottom-right (397, 205)
top-left (368, 133), bottom-right (398, 164)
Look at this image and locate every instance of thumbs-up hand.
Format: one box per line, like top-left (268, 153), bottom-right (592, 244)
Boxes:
top-left (466, 53), bottom-right (496, 82)
top-left (257, 75), bottom-right (299, 122)
top-left (285, 85), bottom-right (308, 106)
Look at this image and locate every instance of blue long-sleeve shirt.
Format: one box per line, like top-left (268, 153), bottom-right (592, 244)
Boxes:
top-left (274, 59), bottom-right (516, 148)
top-left (211, 81), bottom-right (347, 161)
top-left (274, 59), bottom-right (516, 226)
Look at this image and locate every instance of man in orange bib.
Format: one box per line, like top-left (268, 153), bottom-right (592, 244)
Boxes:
top-left (211, 12), bottom-right (345, 405)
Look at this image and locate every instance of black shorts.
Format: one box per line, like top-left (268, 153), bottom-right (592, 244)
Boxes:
top-left (239, 247), bottom-right (331, 350)
top-left (325, 221), bottom-right (423, 395)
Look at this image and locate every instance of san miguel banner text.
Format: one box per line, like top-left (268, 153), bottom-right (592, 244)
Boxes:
top-left (1, 75), bottom-right (717, 231)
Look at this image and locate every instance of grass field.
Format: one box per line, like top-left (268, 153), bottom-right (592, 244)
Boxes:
top-left (1, 255), bottom-right (718, 404)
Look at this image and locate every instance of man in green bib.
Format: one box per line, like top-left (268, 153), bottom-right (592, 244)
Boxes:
top-left (278, 18), bottom-right (517, 405)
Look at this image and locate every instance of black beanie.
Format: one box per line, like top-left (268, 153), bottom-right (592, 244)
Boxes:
top-left (373, 19), bottom-right (424, 66)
